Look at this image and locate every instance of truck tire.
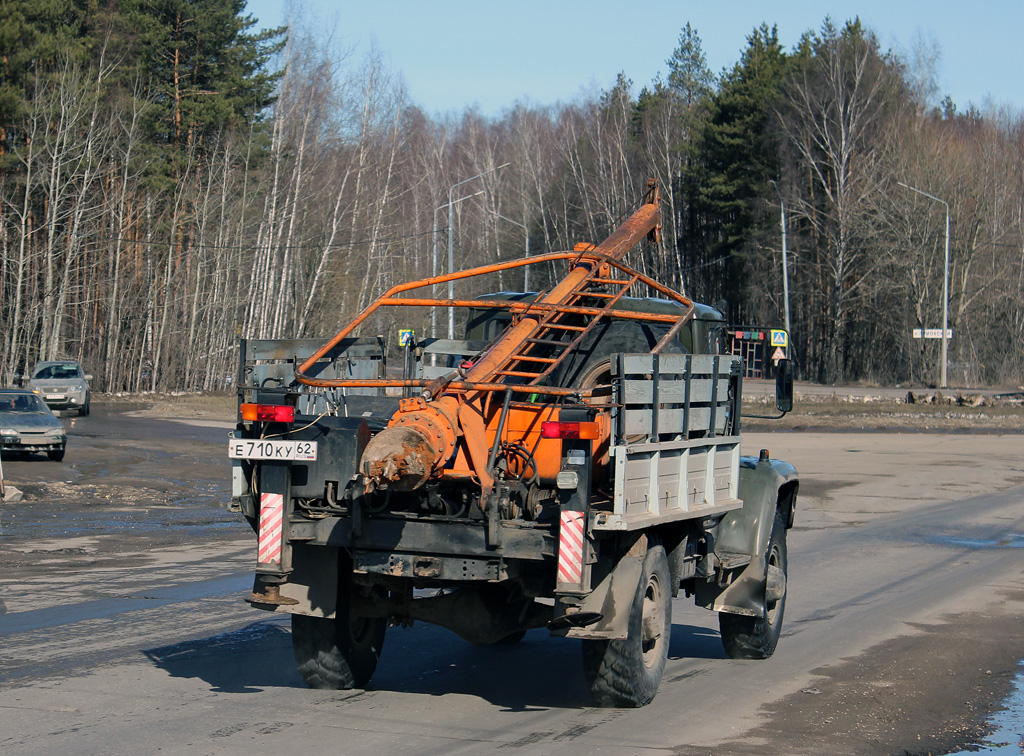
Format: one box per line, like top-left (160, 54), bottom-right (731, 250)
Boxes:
top-left (719, 510), bottom-right (788, 659)
top-left (291, 589), bottom-right (387, 689)
top-left (554, 321), bottom-right (685, 390)
top-left (582, 542), bottom-right (671, 707)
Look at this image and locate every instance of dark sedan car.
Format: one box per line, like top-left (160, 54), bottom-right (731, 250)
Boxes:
top-left (0, 389), bottom-right (67, 461)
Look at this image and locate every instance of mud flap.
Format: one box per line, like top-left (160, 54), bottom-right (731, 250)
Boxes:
top-left (560, 537), bottom-right (646, 640)
top-left (251, 543), bottom-right (341, 618)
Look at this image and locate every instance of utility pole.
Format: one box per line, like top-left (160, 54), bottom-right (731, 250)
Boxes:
top-left (898, 182), bottom-right (950, 389)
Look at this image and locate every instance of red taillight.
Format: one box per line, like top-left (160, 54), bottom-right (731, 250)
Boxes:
top-left (541, 421), bottom-right (600, 440)
top-left (240, 403), bottom-right (295, 423)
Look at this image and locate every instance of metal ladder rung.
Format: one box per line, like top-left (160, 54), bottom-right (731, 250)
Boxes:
top-left (512, 355), bottom-right (559, 364)
top-left (494, 370), bottom-right (544, 378)
top-left (541, 323), bottom-right (587, 332)
top-left (525, 337), bottom-right (571, 347)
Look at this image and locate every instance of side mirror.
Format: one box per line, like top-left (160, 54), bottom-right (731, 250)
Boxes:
top-left (85, 374), bottom-right (94, 381)
top-left (775, 359), bottom-right (794, 414)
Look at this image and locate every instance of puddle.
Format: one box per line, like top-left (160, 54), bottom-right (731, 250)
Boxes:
top-left (0, 501), bottom-right (239, 542)
top-left (945, 663), bottom-right (1024, 754)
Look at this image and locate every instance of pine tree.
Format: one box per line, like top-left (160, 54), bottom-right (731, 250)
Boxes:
top-left (666, 23), bottom-right (714, 108)
top-left (117, 0), bottom-right (284, 181)
top-left (686, 23), bottom-right (791, 313)
top-left (0, 0), bottom-right (97, 157)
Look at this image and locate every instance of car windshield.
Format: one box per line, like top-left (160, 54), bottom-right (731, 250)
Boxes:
top-left (1, 394), bottom-right (49, 413)
top-left (32, 365), bottom-right (81, 380)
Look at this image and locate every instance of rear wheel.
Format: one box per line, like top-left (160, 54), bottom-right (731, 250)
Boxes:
top-left (582, 541), bottom-right (671, 707)
top-left (292, 575), bottom-right (387, 689)
top-left (719, 510), bottom-right (788, 659)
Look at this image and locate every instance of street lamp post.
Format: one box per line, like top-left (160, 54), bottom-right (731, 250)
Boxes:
top-left (491, 212), bottom-right (530, 291)
top-left (898, 181), bottom-right (950, 389)
top-left (447, 163), bottom-right (510, 338)
top-left (769, 180), bottom-right (791, 335)
top-left (433, 192), bottom-right (483, 339)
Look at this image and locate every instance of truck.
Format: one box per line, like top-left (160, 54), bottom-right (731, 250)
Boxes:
top-left (228, 180), bottom-right (798, 707)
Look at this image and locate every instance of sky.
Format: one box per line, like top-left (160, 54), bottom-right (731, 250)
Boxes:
top-left (244, 1), bottom-right (1024, 118)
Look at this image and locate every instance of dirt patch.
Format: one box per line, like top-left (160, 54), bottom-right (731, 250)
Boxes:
top-left (743, 395), bottom-right (1024, 433)
top-left (103, 391), bottom-right (237, 422)
top-left (674, 591), bottom-right (1024, 756)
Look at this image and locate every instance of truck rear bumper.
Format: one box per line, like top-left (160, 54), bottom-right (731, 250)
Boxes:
top-left (287, 515), bottom-right (557, 562)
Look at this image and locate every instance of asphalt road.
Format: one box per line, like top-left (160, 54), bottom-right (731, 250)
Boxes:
top-left (0, 404), bottom-right (1022, 755)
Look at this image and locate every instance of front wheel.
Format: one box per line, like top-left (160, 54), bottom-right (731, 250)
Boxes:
top-left (47, 448), bottom-right (65, 462)
top-left (292, 580), bottom-right (387, 689)
top-left (719, 510), bottom-right (788, 659)
top-left (582, 541), bottom-right (671, 707)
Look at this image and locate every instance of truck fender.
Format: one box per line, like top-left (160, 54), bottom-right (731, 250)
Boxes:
top-left (696, 457), bottom-right (798, 616)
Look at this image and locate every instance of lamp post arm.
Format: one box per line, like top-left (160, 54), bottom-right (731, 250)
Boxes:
top-left (446, 163), bottom-right (511, 338)
top-left (490, 211), bottom-right (531, 290)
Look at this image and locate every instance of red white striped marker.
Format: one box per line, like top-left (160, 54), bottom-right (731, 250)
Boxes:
top-left (257, 492), bottom-right (285, 565)
top-left (557, 510), bottom-right (585, 585)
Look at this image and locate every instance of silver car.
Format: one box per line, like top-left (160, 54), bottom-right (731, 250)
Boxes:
top-left (25, 360), bottom-right (92, 415)
top-left (0, 389), bottom-right (67, 461)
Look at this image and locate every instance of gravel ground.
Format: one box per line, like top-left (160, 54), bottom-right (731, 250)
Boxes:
top-left (2, 390), bottom-right (1020, 755)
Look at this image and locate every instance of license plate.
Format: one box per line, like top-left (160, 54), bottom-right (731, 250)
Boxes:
top-left (45, 394), bottom-right (65, 400)
top-left (228, 439), bottom-right (318, 461)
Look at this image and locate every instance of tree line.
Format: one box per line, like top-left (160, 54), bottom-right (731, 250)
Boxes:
top-left (1, 3), bottom-right (1021, 391)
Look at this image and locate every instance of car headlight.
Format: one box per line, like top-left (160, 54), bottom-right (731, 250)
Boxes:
top-left (45, 427), bottom-right (66, 436)
top-left (1, 428), bottom-right (19, 436)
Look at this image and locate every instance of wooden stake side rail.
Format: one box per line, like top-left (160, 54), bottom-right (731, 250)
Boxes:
top-left (595, 353), bottom-right (743, 532)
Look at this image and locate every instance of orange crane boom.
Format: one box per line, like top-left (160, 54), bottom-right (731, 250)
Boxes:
top-left (350, 180), bottom-right (678, 497)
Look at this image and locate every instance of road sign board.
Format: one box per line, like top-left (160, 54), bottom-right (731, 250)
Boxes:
top-left (398, 329), bottom-right (415, 347)
top-left (771, 346), bottom-right (787, 362)
top-left (770, 329), bottom-right (788, 347)
top-left (912, 329), bottom-right (953, 339)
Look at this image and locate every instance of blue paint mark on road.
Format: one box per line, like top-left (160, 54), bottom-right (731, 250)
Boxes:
top-left (932, 533), bottom-right (1024, 550)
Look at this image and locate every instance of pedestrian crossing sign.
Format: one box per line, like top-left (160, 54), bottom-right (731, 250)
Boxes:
top-left (398, 329), bottom-right (414, 347)
top-left (770, 329), bottom-right (788, 348)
